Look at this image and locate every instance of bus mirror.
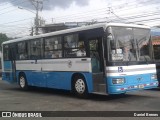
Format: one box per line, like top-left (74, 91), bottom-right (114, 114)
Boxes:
top-left (108, 34), bottom-right (115, 50)
top-left (108, 27), bottom-right (112, 33)
top-left (107, 34), bottom-right (113, 41)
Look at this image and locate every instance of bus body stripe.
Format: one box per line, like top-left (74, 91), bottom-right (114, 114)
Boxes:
top-left (15, 58), bottom-right (92, 72)
top-left (106, 64), bottom-right (156, 76)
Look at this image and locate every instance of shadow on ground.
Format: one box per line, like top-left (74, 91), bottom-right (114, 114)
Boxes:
top-left (5, 85), bottom-right (155, 102)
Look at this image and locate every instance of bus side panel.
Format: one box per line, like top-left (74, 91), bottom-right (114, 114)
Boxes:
top-left (16, 71), bottom-right (39, 86)
top-left (2, 61), bottom-right (14, 83)
top-left (40, 58), bottom-right (93, 92)
top-left (43, 72), bottom-right (93, 93)
top-left (45, 72), bottom-right (73, 90)
top-left (16, 71), bottom-right (93, 93)
top-left (81, 72), bottom-right (93, 93)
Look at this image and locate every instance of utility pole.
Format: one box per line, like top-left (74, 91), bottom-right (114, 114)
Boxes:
top-left (29, 0), bottom-right (43, 35)
top-left (35, 0), bottom-right (39, 35)
top-left (30, 27), bottom-right (34, 36)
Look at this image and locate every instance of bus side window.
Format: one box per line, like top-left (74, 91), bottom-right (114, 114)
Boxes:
top-left (44, 36), bottom-right (62, 59)
top-left (64, 34), bottom-right (78, 58)
top-left (64, 34), bottom-right (86, 58)
top-left (30, 39), bottom-right (42, 59)
top-left (17, 42), bottom-right (28, 60)
top-left (76, 41), bottom-right (86, 57)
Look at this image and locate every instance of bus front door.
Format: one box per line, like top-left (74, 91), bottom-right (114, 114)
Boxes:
top-left (89, 38), bottom-right (106, 93)
top-left (8, 44), bottom-right (17, 83)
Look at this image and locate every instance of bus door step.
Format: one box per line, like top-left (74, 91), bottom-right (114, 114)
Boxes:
top-left (93, 84), bottom-right (106, 93)
top-left (92, 72), bottom-right (106, 93)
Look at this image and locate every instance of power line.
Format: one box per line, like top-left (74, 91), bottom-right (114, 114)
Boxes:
top-left (52, 12), bottom-right (108, 22)
top-left (0, 0), bottom-right (28, 11)
top-left (0, 0), bottom-right (157, 25)
top-left (0, 17), bottom-right (34, 25)
top-left (1, 0), bottom-right (160, 36)
top-left (0, 1), bottom-right (33, 16)
top-left (0, 25), bottom-right (30, 29)
top-left (43, 1), bottom-right (160, 24)
top-left (42, 0), bottom-right (142, 22)
top-left (132, 17), bottom-right (160, 23)
top-left (0, 0), bottom-right (19, 6)
top-left (109, 11), bottom-right (160, 23)
top-left (113, 0), bottom-right (160, 12)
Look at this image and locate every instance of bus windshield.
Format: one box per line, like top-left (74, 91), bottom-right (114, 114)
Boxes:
top-left (108, 26), bottom-right (151, 62)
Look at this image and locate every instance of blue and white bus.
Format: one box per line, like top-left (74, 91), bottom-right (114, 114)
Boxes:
top-left (2, 23), bottom-right (158, 97)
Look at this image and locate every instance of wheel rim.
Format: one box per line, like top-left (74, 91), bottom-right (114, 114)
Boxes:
top-left (75, 79), bottom-right (85, 94)
top-left (20, 76), bottom-right (25, 88)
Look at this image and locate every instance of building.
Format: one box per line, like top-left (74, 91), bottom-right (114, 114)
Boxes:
top-left (39, 22), bottom-right (103, 33)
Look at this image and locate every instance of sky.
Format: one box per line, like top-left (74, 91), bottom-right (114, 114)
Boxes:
top-left (0, 0), bottom-right (160, 38)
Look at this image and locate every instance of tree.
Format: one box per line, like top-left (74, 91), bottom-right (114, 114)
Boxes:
top-left (0, 33), bottom-right (9, 50)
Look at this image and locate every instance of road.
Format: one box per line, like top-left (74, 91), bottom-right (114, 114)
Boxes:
top-left (0, 79), bottom-right (160, 119)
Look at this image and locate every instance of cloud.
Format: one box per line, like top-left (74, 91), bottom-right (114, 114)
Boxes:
top-left (136, 0), bottom-right (159, 5)
top-left (0, 0), bottom-right (89, 10)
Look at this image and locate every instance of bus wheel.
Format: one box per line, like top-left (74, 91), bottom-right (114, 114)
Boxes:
top-left (19, 73), bottom-right (28, 90)
top-left (73, 76), bottom-right (88, 98)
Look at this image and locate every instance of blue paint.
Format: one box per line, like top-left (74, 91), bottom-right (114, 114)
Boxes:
top-left (108, 84), bottom-right (158, 94)
top-left (3, 65), bottom-right (158, 95)
top-left (107, 73), bottom-right (158, 94)
top-left (2, 61), bottom-right (15, 83)
top-left (107, 74), bottom-right (151, 86)
top-left (2, 72), bottom-right (14, 83)
top-left (4, 61), bottom-right (12, 70)
top-left (16, 71), bottom-right (93, 93)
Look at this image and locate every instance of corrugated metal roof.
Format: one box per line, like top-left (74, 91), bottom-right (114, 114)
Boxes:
top-left (152, 41), bottom-right (160, 45)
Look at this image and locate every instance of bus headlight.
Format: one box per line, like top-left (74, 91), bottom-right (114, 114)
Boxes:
top-left (112, 78), bottom-right (125, 84)
top-left (151, 74), bottom-right (157, 80)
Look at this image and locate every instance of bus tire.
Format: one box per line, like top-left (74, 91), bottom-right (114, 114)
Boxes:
top-left (19, 73), bottom-right (28, 90)
top-left (72, 75), bottom-right (88, 98)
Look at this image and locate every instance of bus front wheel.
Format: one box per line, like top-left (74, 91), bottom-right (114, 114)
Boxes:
top-left (19, 73), bottom-right (28, 90)
top-left (72, 76), bottom-right (88, 98)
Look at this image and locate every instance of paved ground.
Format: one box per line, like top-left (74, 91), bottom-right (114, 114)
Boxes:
top-left (0, 79), bottom-right (160, 119)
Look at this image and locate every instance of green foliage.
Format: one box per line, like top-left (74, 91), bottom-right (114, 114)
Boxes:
top-left (0, 33), bottom-right (9, 50)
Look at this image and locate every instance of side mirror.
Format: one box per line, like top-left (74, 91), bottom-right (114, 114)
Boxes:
top-left (107, 34), bottom-right (113, 41)
top-left (108, 27), bottom-right (112, 33)
top-left (108, 34), bottom-right (114, 49)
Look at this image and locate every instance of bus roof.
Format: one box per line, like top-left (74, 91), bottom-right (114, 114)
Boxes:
top-left (2, 23), bottom-right (150, 45)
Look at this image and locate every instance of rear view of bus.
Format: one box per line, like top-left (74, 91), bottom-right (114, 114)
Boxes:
top-left (105, 24), bottom-right (158, 94)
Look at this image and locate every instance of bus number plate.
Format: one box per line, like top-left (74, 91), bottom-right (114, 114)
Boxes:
top-left (138, 84), bottom-right (144, 89)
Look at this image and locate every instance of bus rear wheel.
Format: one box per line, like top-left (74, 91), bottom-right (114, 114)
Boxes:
top-left (72, 76), bottom-right (88, 98)
top-left (19, 73), bottom-right (28, 90)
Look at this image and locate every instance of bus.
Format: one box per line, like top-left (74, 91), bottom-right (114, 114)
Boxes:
top-left (2, 23), bottom-right (158, 97)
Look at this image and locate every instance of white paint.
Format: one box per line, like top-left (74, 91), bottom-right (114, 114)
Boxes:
top-left (106, 64), bottom-right (155, 70)
top-left (106, 64), bottom-right (156, 77)
top-left (16, 58), bottom-right (92, 72)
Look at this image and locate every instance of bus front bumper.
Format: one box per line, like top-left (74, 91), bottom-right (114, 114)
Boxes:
top-left (108, 81), bottom-right (159, 94)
